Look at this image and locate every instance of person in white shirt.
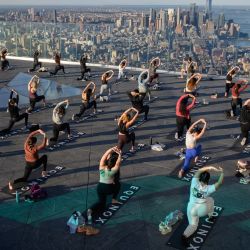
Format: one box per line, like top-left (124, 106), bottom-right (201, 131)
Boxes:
top-left (50, 100), bottom-right (71, 142)
top-left (138, 70), bottom-right (151, 100)
top-left (182, 166), bottom-right (224, 246)
top-left (178, 119), bottom-right (207, 178)
top-left (117, 59), bottom-right (127, 81)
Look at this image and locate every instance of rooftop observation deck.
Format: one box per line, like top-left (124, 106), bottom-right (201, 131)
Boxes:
top-left (0, 58), bottom-right (250, 250)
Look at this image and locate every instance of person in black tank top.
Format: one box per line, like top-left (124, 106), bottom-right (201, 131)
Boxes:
top-left (72, 82), bottom-right (97, 120)
top-left (117, 107), bottom-right (139, 152)
top-left (100, 70), bottom-right (114, 102)
top-left (225, 66), bottom-right (240, 97)
top-left (0, 89), bottom-right (29, 135)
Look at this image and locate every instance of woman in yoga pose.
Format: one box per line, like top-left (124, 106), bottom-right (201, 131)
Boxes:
top-left (225, 66), bottom-right (240, 97)
top-left (117, 107), bottom-right (139, 152)
top-left (182, 166), bottom-right (224, 246)
top-left (184, 73), bottom-right (202, 96)
top-left (100, 70), bottom-right (114, 102)
top-left (178, 119), bottom-right (207, 178)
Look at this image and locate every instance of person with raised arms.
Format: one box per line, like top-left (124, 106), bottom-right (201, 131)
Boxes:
top-left (50, 99), bottom-right (71, 143)
top-left (149, 57), bottom-right (161, 87)
top-left (138, 69), bottom-right (151, 101)
top-left (186, 57), bottom-right (197, 78)
top-left (72, 82), bottom-right (97, 121)
top-left (178, 119), bottom-right (207, 178)
top-left (77, 54), bottom-right (91, 81)
top-left (182, 166), bottom-right (224, 246)
top-left (230, 79), bottom-right (248, 117)
top-left (88, 147), bottom-right (122, 216)
top-left (1, 48), bottom-right (10, 71)
top-left (184, 73), bottom-right (202, 96)
top-left (225, 66), bottom-right (240, 97)
top-left (49, 52), bottom-right (65, 76)
top-left (0, 89), bottom-right (29, 135)
top-left (175, 94), bottom-right (196, 141)
top-left (116, 59), bottom-right (127, 82)
top-left (239, 99), bottom-right (250, 146)
top-left (117, 107), bottom-right (139, 152)
top-left (27, 75), bottom-right (46, 113)
top-left (127, 89), bottom-right (149, 121)
top-left (9, 129), bottom-right (48, 190)
top-left (28, 50), bottom-right (42, 72)
top-left (99, 70), bottom-right (114, 102)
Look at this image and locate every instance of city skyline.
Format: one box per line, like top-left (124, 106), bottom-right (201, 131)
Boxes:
top-left (0, 0), bottom-right (249, 6)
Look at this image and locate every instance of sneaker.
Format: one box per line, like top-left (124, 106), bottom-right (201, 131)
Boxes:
top-left (241, 137), bottom-right (247, 146)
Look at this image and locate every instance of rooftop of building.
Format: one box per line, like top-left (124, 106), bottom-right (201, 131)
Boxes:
top-left (0, 59), bottom-right (250, 250)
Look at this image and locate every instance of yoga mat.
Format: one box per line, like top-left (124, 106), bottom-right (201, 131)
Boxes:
top-left (82, 184), bottom-right (140, 226)
top-left (167, 206), bottom-right (224, 250)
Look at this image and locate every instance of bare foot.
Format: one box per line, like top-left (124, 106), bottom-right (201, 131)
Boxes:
top-left (194, 156), bottom-right (199, 163)
top-left (178, 169), bottom-right (184, 178)
top-left (112, 199), bottom-right (122, 204)
top-left (9, 181), bottom-right (13, 191)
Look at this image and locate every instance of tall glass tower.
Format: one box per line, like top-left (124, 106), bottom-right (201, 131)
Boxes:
top-left (205, 0), bottom-right (212, 20)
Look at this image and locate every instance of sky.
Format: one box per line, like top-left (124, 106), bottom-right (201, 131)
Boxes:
top-left (0, 0), bottom-right (249, 6)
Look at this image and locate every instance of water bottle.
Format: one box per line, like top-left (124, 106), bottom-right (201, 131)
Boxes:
top-left (15, 191), bottom-right (19, 203)
top-left (87, 209), bottom-right (92, 225)
top-left (150, 137), bottom-right (153, 145)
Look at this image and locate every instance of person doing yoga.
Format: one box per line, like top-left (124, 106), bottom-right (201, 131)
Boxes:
top-left (149, 57), bottom-right (160, 86)
top-left (187, 57), bottom-right (197, 78)
top-left (77, 54), bottom-right (91, 81)
top-left (117, 107), bottom-right (139, 152)
top-left (49, 52), bottom-right (65, 76)
top-left (1, 48), bottom-right (10, 71)
top-left (128, 89), bottom-right (149, 120)
top-left (239, 99), bottom-right (250, 146)
top-left (175, 94), bottom-right (196, 140)
top-left (88, 147), bottom-right (122, 216)
top-left (117, 59), bottom-right (127, 82)
top-left (178, 119), bottom-right (207, 178)
top-left (231, 79), bottom-right (248, 117)
top-left (138, 69), bottom-right (151, 100)
top-left (27, 75), bottom-right (46, 113)
top-left (28, 50), bottom-right (42, 72)
top-left (182, 166), bottom-right (224, 246)
top-left (100, 70), bottom-right (114, 102)
top-left (8, 129), bottom-right (48, 190)
top-left (0, 89), bottom-right (29, 135)
top-left (185, 73), bottom-right (202, 96)
top-left (72, 82), bottom-right (97, 121)
top-left (225, 66), bottom-right (240, 97)
top-left (50, 100), bottom-right (71, 142)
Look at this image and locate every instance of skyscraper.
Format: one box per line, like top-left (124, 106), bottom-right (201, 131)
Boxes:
top-left (190, 3), bottom-right (197, 26)
top-left (205, 0), bottom-right (212, 20)
top-left (159, 9), bottom-right (167, 32)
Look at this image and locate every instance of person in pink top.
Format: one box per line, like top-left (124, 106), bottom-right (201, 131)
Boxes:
top-left (231, 79), bottom-right (248, 117)
top-left (175, 94), bottom-right (196, 140)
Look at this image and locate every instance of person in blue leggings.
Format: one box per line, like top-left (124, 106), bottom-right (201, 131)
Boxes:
top-left (179, 119), bottom-right (207, 178)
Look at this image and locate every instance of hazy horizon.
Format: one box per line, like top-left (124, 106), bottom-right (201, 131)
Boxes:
top-left (0, 0), bottom-right (249, 6)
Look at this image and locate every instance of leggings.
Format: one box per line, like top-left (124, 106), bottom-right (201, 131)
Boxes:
top-left (176, 116), bottom-right (191, 138)
top-left (1, 60), bottom-right (9, 70)
top-left (75, 101), bottom-right (97, 118)
top-left (91, 182), bottom-right (121, 215)
top-left (137, 105), bottom-right (149, 120)
top-left (100, 84), bottom-right (112, 97)
top-left (78, 68), bottom-right (91, 80)
top-left (29, 62), bottom-right (42, 72)
top-left (231, 98), bottom-right (242, 116)
top-left (0, 113), bottom-right (28, 134)
top-left (50, 64), bottom-right (65, 75)
top-left (149, 73), bottom-right (159, 83)
top-left (29, 95), bottom-right (45, 111)
top-left (184, 197), bottom-right (214, 238)
top-left (50, 123), bottom-right (70, 142)
top-left (225, 82), bottom-right (234, 95)
top-left (117, 132), bottom-right (135, 150)
top-left (240, 123), bottom-right (250, 142)
top-left (118, 69), bottom-right (126, 80)
top-left (12, 155), bottom-right (47, 185)
top-left (182, 145), bottom-right (202, 172)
